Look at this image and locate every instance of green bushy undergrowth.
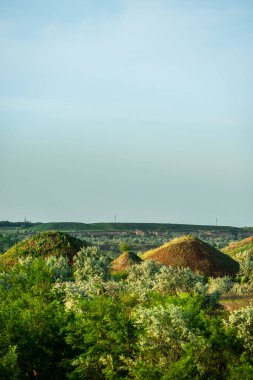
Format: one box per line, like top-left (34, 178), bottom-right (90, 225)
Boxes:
top-left (0, 247), bottom-right (252, 379)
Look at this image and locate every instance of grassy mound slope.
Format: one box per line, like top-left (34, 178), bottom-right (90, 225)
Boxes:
top-left (0, 231), bottom-right (86, 266)
top-left (142, 235), bottom-right (239, 277)
top-left (223, 236), bottom-right (253, 261)
top-left (111, 251), bottom-right (142, 273)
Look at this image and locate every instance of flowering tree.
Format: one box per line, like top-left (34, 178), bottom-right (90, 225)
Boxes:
top-left (132, 303), bottom-right (193, 370)
top-left (126, 260), bottom-right (207, 299)
top-left (73, 246), bottom-right (111, 282)
top-left (226, 305), bottom-right (253, 357)
top-left (208, 276), bottom-right (233, 298)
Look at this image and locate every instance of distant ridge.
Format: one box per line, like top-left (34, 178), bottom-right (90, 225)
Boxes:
top-left (28, 222), bottom-right (91, 232)
top-left (142, 235), bottom-right (239, 277)
top-left (26, 222), bottom-right (241, 233)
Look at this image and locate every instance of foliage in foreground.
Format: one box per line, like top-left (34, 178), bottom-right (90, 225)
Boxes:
top-left (0, 247), bottom-right (253, 379)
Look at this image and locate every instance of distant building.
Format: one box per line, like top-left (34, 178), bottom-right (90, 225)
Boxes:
top-left (135, 229), bottom-right (145, 236)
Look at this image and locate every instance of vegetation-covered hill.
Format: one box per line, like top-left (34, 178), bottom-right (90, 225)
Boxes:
top-left (28, 221), bottom-right (241, 233)
top-left (223, 235), bottom-right (253, 261)
top-left (0, 231), bottom-right (86, 266)
top-left (142, 235), bottom-right (239, 277)
top-left (28, 222), bottom-right (91, 232)
top-left (111, 251), bottom-right (142, 273)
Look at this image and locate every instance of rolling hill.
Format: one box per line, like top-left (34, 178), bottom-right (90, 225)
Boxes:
top-left (0, 231), bottom-right (87, 266)
top-left (223, 235), bottom-right (253, 261)
top-left (142, 235), bottom-right (239, 277)
top-left (27, 222), bottom-right (241, 233)
top-left (28, 222), bottom-right (92, 232)
top-left (111, 251), bottom-right (142, 273)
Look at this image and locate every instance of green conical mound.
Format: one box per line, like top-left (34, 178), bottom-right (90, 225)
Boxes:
top-left (111, 251), bottom-right (142, 273)
top-left (142, 235), bottom-right (239, 277)
top-left (0, 231), bottom-right (86, 266)
top-left (223, 235), bottom-right (253, 261)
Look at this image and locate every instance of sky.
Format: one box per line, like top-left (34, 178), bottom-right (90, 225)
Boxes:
top-left (0, 0), bottom-right (252, 226)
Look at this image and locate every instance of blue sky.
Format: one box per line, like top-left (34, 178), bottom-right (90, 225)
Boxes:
top-left (0, 0), bottom-right (252, 226)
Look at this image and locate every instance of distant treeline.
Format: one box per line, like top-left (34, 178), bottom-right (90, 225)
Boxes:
top-left (0, 221), bottom-right (41, 228)
top-left (17, 221), bottom-right (244, 233)
top-left (1, 221), bottom-right (252, 233)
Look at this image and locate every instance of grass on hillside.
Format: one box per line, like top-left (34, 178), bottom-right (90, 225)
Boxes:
top-left (223, 236), bottom-right (253, 260)
top-left (0, 231), bottom-right (86, 266)
top-left (111, 251), bottom-right (142, 273)
top-left (142, 235), bottom-right (239, 277)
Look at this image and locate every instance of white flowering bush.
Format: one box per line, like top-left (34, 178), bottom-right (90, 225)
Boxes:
top-left (54, 278), bottom-right (124, 312)
top-left (227, 282), bottom-right (253, 295)
top-left (238, 254), bottom-right (253, 284)
top-left (153, 266), bottom-right (207, 296)
top-left (17, 255), bottom-right (72, 282)
top-left (63, 280), bottom-right (103, 311)
top-left (225, 305), bottom-right (253, 356)
top-left (132, 303), bottom-right (193, 370)
top-left (73, 246), bottom-right (111, 282)
top-left (208, 276), bottom-right (233, 298)
top-left (45, 256), bottom-right (72, 281)
top-left (125, 260), bottom-right (160, 300)
top-left (53, 247), bottom-right (122, 311)
top-left (125, 261), bottom-right (207, 299)
top-left (133, 303), bottom-right (193, 343)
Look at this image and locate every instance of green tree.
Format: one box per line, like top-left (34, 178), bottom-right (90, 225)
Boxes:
top-left (0, 257), bottom-right (70, 379)
top-left (65, 294), bottom-right (137, 379)
top-left (120, 242), bottom-right (131, 253)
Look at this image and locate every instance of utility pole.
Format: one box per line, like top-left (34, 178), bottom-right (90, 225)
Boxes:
top-left (216, 218), bottom-right (218, 226)
top-left (114, 215), bottom-right (117, 223)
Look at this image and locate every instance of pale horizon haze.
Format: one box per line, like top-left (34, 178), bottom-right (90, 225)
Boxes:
top-left (0, 0), bottom-right (253, 227)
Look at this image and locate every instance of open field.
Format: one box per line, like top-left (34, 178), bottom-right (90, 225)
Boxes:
top-left (221, 293), bottom-right (253, 312)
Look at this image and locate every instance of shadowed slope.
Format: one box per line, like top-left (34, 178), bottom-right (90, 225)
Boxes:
top-left (111, 251), bottom-right (142, 273)
top-left (142, 235), bottom-right (239, 277)
top-left (0, 231), bottom-right (86, 266)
